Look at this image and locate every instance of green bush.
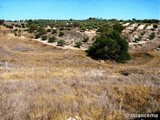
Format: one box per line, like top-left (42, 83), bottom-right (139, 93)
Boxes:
top-left (134, 38), bottom-right (141, 43)
top-left (5, 25), bottom-right (13, 29)
top-left (59, 27), bottom-right (64, 31)
top-left (14, 29), bottom-right (18, 32)
top-left (0, 20), bottom-right (4, 25)
top-left (52, 29), bottom-right (57, 34)
top-left (88, 29), bottom-right (131, 62)
top-left (48, 36), bottom-right (56, 43)
top-left (153, 24), bottom-right (158, 29)
top-left (22, 25), bottom-right (26, 28)
top-left (141, 31), bottom-right (145, 36)
top-left (41, 35), bottom-right (48, 40)
top-left (14, 32), bottom-right (17, 36)
top-left (148, 32), bottom-right (155, 40)
top-left (28, 24), bottom-right (38, 33)
top-left (143, 24), bottom-right (148, 30)
top-left (83, 37), bottom-right (89, 42)
top-left (80, 27), bottom-right (86, 32)
top-left (35, 33), bottom-right (41, 39)
top-left (47, 29), bottom-right (52, 32)
top-left (67, 28), bottom-right (71, 31)
top-left (57, 39), bottom-right (65, 46)
top-left (59, 32), bottom-right (65, 37)
top-left (112, 23), bottom-right (125, 33)
top-left (37, 27), bottom-right (46, 35)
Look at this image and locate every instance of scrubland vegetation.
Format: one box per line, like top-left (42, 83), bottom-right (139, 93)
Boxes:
top-left (0, 18), bottom-right (160, 120)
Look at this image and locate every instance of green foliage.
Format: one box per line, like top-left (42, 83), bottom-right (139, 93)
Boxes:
top-left (141, 31), bottom-right (145, 36)
top-left (88, 28), bottom-right (131, 62)
top-left (4, 24), bottom-right (13, 29)
top-left (22, 25), bottom-right (26, 28)
top-left (96, 24), bottom-right (111, 33)
top-left (112, 23), bottom-right (125, 33)
top-left (59, 32), bottom-right (65, 37)
top-left (35, 33), bottom-right (41, 39)
top-left (57, 39), bottom-right (65, 46)
top-left (153, 24), bottom-right (158, 29)
top-left (148, 32), bottom-right (155, 40)
top-left (14, 29), bottom-right (18, 32)
top-left (47, 29), bottom-right (52, 32)
top-left (48, 36), bottom-right (56, 43)
top-left (49, 24), bottom-right (55, 29)
top-left (14, 32), bottom-right (17, 36)
top-left (0, 19), bottom-right (5, 25)
top-left (74, 41), bottom-right (82, 48)
top-left (41, 35), bottom-right (48, 40)
top-left (15, 24), bottom-right (21, 28)
top-left (52, 29), bottom-right (57, 34)
top-left (24, 19), bottom-right (159, 31)
top-left (59, 27), bottom-right (64, 31)
top-left (142, 19), bottom-right (159, 24)
top-left (143, 24), bottom-right (148, 30)
top-left (134, 26), bottom-right (138, 31)
top-left (134, 38), bottom-right (141, 43)
top-left (83, 37), bottom-right (89, 42)
top-left (80, 27), bottom-right (86, 32)
top-left (67, 28), bottom-right (71, 31)
top-left (28, 24), bottom-right (38, 33)
top-left (37, 27), bottom-right (46, 35)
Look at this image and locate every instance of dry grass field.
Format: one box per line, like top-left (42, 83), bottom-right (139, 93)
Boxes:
top-left (0, 33), bottom-right (160, 120)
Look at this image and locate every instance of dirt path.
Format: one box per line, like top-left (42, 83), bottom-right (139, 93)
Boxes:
top-left (31, 38), bottom-right (87, 51)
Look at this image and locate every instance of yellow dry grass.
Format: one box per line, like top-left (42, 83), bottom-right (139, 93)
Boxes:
top-left (0, 34), bottom-right (160, 120)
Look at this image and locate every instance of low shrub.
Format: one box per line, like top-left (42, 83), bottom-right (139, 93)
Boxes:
top-left (35, 33), bottom-right (41, 39)
top-left (47, 29), bottom-right (52, 32)
top-left (153, 24), bottom-right (158, 29)
top-left (52, 29), bottom-right (57, 34)
top-left (59, 27), bottom-right (64, 31)
top-left (83, 37), bottom-right (89, 42)
top-left (48, 36), bottom-right (56, 43)
top-left (148, 32), bottom-right (155, 40)
top-left (57, 39), bottom-right (65, 46)
top-left (59, 32), bottom-right (65, 37)
top-left (41, 35), bottom-right (48, 40)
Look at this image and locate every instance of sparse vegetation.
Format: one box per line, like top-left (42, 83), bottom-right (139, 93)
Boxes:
top-left (47, 28), bottom-right (52, 32)
top-left (141, 31), bottom-right (145, 36)
top-left (148, 32), bottom-right (155, 40)
top-left (113, 22), bottom-right (125, 33)
top-left (41, 34), bottom-right (48, 40)
top-left (52, 29), bottom-right (57, 34)
top-left (59, 27), bottom-right (64, 31)
top-left (134, 38), bottom-right (141, 43)
top-left (82, 37), bottom-right (89, 42)
top-left (48, 36), bottom-right (56, 43)
top-left (153, 24), bottom-right (158, 29)
top-left (59, 31), bottom-right (65, 37)
top-left (35, 33), bottom-right (41, 39)
top-left (0, 19), bottom-right (5, 25)
top-left (57, 39), bottom-right (65, 46)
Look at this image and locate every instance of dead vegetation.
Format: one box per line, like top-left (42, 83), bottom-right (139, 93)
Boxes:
top-left (0, 32), bottom-right (160, 120)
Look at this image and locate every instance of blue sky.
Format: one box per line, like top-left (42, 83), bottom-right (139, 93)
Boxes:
top-left (0, 0), bottom-right (159, 20)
